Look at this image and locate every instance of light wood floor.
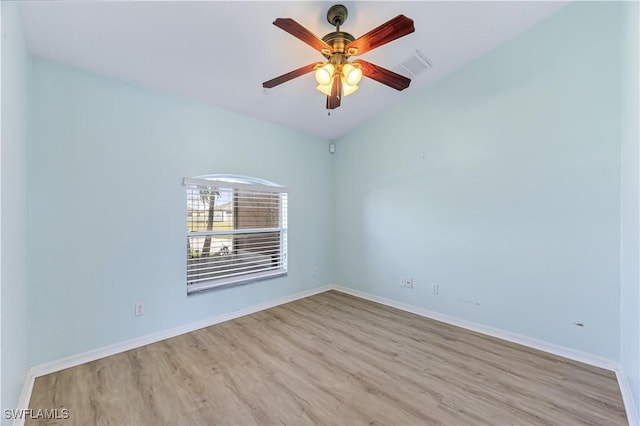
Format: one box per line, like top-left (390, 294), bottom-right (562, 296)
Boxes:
top-left (28, 290), bottom-right (627, 425)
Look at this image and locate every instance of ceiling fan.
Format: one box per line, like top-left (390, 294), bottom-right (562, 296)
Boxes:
top-left (262, 4), bottom-right (415, 110)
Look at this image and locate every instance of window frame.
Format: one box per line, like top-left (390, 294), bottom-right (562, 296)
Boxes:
top-left (184, 175), bottom-right (288, 294)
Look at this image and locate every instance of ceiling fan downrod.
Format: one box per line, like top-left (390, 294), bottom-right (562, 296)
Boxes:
top-left (322, 4), bottom-right (355, 58)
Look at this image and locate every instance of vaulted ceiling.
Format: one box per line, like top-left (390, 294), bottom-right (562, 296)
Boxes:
top-left (18, 1), bottom-right (568, 140)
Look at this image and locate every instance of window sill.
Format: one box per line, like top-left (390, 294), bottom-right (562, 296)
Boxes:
top-left (187, 270), bottom-right (288, 295)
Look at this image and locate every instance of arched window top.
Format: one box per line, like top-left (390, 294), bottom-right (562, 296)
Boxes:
top-left (193, 174), bottom-right (283, 188)
top-left (183, 174), bottom-right (286, 193)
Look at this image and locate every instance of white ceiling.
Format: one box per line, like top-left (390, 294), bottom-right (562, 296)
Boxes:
top-left (18, 1), bottom-right (569, 140)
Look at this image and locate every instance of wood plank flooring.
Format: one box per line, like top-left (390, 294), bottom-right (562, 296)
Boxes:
top-left (28, 290), bottom-right (628, 425)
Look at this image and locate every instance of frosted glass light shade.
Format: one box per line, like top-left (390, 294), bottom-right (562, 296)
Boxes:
top-left (342, 63), bottom-right (363, 86)
top-left (316, 84), bottom-right (332, 96)
top-left (314, 64), bottom-right (335, 86)
top-left (342, 80), bottom-right (359, 96)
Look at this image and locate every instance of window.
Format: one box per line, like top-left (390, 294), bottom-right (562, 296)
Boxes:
top-left (184, 175), bottom-right (288, 294)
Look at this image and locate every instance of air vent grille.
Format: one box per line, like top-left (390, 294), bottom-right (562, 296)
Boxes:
top-left (394, 49), bottom-right (432, 77)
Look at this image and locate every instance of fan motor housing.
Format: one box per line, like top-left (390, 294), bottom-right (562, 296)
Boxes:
top-left (322, 31), bottom-right (355, 57)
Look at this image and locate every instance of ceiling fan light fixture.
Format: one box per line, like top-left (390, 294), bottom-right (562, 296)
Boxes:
top-left (342, 63), bottom-right (363, 86)
top-left (263, 5), bottom-right (415, 110)
top-left (314, 63), bottom-right (335, 86)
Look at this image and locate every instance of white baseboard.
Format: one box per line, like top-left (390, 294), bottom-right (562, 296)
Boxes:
top-left (17, 283), bottom-right (638, 426)
top-left (29, 284), bottom-right (331, 378)
top-left (13, 372), bottom-right (35, 426)
top-left (15, 284), bottom-right (331, 425)
top-left (331, 285), bottom-right (618, 370)
top-left (617, 366), bottom-right (640, 426)
top-left (331, 285), bottom-right (640, 424)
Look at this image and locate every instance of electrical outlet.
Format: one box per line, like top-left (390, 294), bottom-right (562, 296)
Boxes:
top-left (431, 282), bottom-right (439, 295)
top-left (401, 278), bottom-right (413, 288)
top-left (135, 302), bottom-right (145, 316)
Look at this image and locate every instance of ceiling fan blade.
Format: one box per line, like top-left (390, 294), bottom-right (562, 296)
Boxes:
top-left (354, 60), bottom-right (411, 91)
top-left (326, 75), bottom-right (342, 109)
top-left (263, 62), bottom-right (323, 89)
top-left (345, 15), bottom-right (415, 56)
top-left (273, 18), bottom-right (332, 53)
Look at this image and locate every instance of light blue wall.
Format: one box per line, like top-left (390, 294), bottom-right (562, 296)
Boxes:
top-left (28, 58), bottom-right (333, 365)
top-left (620, 0), bottom-right (640, 415)
top-left (1, 2), bottom-right (30, 416)
top-left (333, 2), bottom-right (623, 359)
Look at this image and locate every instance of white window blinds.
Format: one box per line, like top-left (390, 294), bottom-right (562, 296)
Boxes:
top-left (184, 176), bottom-right (288, 294)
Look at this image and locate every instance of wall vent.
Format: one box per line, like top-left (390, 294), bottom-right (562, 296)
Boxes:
top-left (393, 49), bottom-right (432, 77)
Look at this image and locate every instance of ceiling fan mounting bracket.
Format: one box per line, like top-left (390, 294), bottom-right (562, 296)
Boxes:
top-left (326, 4), bottom-right (348, 29)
